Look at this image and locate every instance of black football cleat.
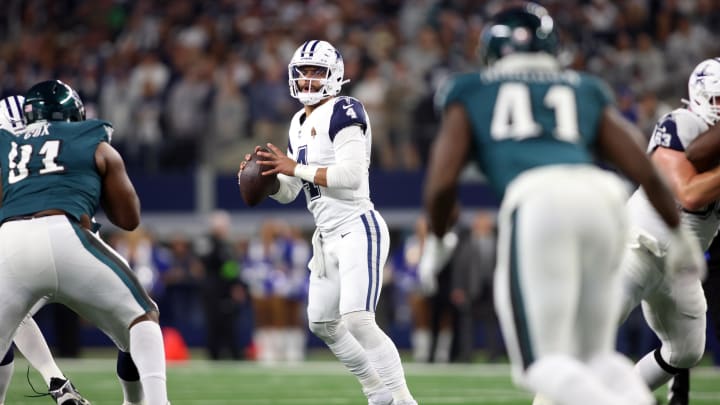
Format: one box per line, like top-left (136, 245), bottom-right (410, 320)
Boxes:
top-left (668, 369), bottom-right (690, 405)
top-left (48, 377), bottom-right (91, 405)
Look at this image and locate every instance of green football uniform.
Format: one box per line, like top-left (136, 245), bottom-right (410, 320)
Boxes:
top-left (0, 119), bottom-right (112, 222)
top-left (436, 64), bottom-right (613, 198)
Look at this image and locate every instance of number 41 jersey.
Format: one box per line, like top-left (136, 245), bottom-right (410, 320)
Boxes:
top-left (0, 119), bottom-right (112, 222)
top-left (435, 54), bottom-right (613, 199)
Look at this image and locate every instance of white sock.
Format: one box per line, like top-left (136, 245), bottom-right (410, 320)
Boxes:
top-left (269, 329), bottom-right (285, 362)
top-left (635, 350), bottom-right (675, 390)
top-left (284, 328), bottom-right (306, 362)
top-left (255, 330), bottom-right (274, 363)
top-left (326, 330), bottom-right (388, 399)
top-left (525, 355), bottom-right (631, 405)
top-left (129, 321), bottom-right (168, 405)
top-left (0, 363), bottom-right (13, 404)
top-left (13, 318), bottom-right (64, 386)
top-left (434, 329), bottom-right (453, 363)
top-left (411, 329), bottom-right (430, 363)
top-left (118, 377), bottom-right (144, 404)
top-left (366, 335), bottom-right (414, 402)
top-left (590, 352), bottom-right (654, 405)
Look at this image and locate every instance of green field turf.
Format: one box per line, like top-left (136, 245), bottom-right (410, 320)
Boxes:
top-left (5, 358), bottom-right (720, 404)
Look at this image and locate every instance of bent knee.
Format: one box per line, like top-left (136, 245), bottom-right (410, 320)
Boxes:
top-left (308, 319), bottom-right (344, 344)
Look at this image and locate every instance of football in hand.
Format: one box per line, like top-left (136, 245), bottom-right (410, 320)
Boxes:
top-left (239, 147), bottom-right (279, 207)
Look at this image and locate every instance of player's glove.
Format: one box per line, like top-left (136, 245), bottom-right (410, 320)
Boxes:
top-left (666, 225), bottom-right (707, 281)
top-left (418, 231), bottom-right (458, 295)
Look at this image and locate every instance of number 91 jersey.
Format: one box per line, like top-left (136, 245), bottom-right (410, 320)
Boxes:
top-left (435, 56), bottom-right (613, 199)
top-left (287, 96), bottom-right (374, 231)
top-left (0, 119), bottom-right (112, 222)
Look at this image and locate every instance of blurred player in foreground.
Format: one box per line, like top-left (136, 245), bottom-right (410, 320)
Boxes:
top-left (422, 3), bottom-right (704, 405)
top-left (0, 80), bottom-right (169, 404)
top-left (239, 40), bottom-right (417, 405)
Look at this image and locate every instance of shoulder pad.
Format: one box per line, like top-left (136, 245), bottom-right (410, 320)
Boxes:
top-left (82, 119), bottom-right (114, 143)
top-left (649, 113), bottom-right (684, 152)
top-left (434, 73), bottom-right (473, 112)
top-left (329, 97), bottom-right (367, 141)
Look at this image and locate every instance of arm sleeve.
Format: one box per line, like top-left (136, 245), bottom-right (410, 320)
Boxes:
top-left (325, 125), bottom-right (366, 189)
top-left (270, 173), bottom-right (303, 204)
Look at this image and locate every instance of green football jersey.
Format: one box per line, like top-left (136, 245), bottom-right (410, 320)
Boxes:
top-left (0, 119), bottom-right (112, 222)
top-left (435, 57), bottom-right (614, 198)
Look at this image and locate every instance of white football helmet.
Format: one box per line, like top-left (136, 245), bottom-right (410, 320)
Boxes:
top-left (0, 95), bottom-right (25, 134)
top-left (288, 40), bottom-right (348, 106)
top-left (684, 58), bottom-right (720, 125)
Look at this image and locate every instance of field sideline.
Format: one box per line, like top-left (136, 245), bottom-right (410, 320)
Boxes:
top-left (5, 358), bottom-right (720, 404)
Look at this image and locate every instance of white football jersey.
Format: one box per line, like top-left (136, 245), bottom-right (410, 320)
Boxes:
top-left (626, 107), bottom-right (717, 253)
top-left (0, 95), bottom-right (25, 135)
top-left (287, 96), bottom-right (374, 231)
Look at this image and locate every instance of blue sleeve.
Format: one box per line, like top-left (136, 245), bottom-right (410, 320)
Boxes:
top-left (649, 115), bottom-right (684, 152)
top-left (329, 97), bottom-right (367, 142)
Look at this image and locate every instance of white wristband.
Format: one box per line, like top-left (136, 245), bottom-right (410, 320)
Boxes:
top-left (294, 164), bottom-right (318, 183)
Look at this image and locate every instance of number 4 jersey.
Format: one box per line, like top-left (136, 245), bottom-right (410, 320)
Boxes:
top-left (435, 54), bottom-right (612, 199)
top-left (626, 108), bottom-right (716, 254)
top-left (285, 96), bottom-right (374, 232)
top-left (0, 119), bottom-right (112, 222)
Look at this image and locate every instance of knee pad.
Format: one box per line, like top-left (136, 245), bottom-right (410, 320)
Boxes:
top-left (309, 319), bottom-right (346, 345)
top-left (660, 339), bottom-right (705, 370)
top-left (342, 311), bottom-right (386, 348)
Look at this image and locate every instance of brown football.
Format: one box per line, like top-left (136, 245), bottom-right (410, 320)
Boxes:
top-left (239, 147), bottom-right (279, 207)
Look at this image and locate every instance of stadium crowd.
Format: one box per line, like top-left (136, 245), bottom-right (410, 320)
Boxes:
top-left (1, 0), bottom-right (719, 173)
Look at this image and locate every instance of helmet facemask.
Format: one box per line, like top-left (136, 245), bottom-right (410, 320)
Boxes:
top-left (289, 64), bottom-right (333, 106)
top-left (287, 40), bottom-right (347, 106)
top-left (684, 59), bottom-right (720, 125)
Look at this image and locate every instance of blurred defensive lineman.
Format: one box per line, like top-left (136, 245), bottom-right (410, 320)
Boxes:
top-left (0, 94), bottom-right (90, 405)
top-left (239, 40), bottom-right (417, 405)
top-left (422, 3), bottom-right (704, 405)
top-left (0, 80), bottom-right (169, 405)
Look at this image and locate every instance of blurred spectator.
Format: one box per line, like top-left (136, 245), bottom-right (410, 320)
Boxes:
top-left (198, 210), bottom-right (247, 360)
top-left (164, 60), bottom-right (214, 170)
top-left (161, 235), bottom-right (205, 330)
top-left (466, 212), bottom-right (503, 362)
top-left (351, 64), bottom-right (392, 169)
top-left (0, 0), bottom-right (713, 173)
top-left (632, 32), bottom-right (667, 97)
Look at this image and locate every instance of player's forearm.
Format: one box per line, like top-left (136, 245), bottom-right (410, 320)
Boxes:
top-left (686, 123), bottom-right (720, 172)
top-left (680, 164), bottom-right (720, 210)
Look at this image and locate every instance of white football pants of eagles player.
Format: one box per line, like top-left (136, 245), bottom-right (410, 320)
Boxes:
top-left (0, 216), bottom-right (168, 405)
top-left (494, 166), bottom-right (654, 405)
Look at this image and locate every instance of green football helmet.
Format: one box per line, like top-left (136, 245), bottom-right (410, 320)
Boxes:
top-left (480, 2), bottom-right (558, 65)
top-left (23, 80), bottom-right (85, 124)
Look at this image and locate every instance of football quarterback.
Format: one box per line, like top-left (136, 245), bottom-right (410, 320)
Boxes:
top-left (238, 40), bottom-right (417, 405)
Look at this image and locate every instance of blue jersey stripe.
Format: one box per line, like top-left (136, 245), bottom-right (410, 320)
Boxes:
top-left (360, 213), bottom-right (374, 311)
top-left (369, 210), bottom-right (382, 311)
